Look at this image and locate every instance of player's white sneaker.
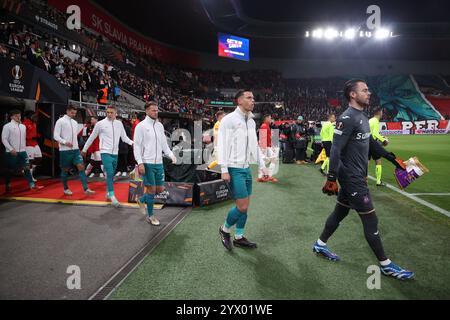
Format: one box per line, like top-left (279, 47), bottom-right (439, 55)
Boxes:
top-left (146, 215), bottom-right (160, 226)
top-left (84, 188), bottom-right (96, 195)
top-left (108, 195), bottom-right (120, 208)
top-left (64, 189), bottom-right (73, 196)
top-left (115, 171), bottom-right (122, 177)
top-left (99, 173), bottom-right (104, 178)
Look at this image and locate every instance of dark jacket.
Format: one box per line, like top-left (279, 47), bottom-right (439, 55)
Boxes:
top-left (119, 122), bottom-right (131, 154)
top-left (292, 123), bottom-right (308, 148)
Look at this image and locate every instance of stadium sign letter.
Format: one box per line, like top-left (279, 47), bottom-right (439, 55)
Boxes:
top-left (366, 265), bottom-right (381, 290)
top-left (366, 5), bottom-right (381, 30)
top-left (402, 122), bottom-right (414, 131)
top-left (66, 265), bottom-right (81, 290)
top-left (66, 5), bottom-right (81, 30)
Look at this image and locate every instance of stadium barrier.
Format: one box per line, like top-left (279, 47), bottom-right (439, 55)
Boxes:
top-left (127, 178), bottom-right (233, 207)
top-left (380, 120), bottom-right (449, 135)
top-left (194, 180), bottom-right (232, 207)
top-left (128, 181), bottom-right (194, 206)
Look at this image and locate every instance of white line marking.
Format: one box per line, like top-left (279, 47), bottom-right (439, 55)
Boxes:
top-left (367, 176), bottom-right (450, 218)
top-left (409, 193), bottom-right (450, 196)
top-left (305, 147), bottom-right (449, 217)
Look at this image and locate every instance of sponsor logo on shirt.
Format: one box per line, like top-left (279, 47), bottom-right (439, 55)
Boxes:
top-left (356, 132), bottom-right (371, 140)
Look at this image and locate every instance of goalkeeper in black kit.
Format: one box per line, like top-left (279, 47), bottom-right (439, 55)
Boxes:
top-left (312, 79), bottom-right (414, 280)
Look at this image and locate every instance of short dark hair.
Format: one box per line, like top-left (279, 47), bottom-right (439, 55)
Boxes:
top-left (235, 89), bottom-right (252, 101)
top-left (90, 115), bottom-right (98, 120)
top-left (106, 105), bottom-right (116, 110)
top-left (145, 101), bottom-right (158, 109)
top-left (9, 109), bottom-right (21, 117)
top-left (373, 107), bottom-right (383, 115)
top-left (263, 114), bottom-right (271, 121)
top-left (67, 105), bottom-right (77, 112)
top-left (215, 111), bottom-right (225, 119)
top-left (344, 79), bottom-right (366, 101)
top-left (24, 110), bottom-right (34, 119)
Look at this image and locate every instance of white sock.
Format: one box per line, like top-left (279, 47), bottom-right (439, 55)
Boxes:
top-left (317, 239), bottom-right (327, 246)
top-left (222, 225), bottom-right (230, 233)
top-left (235, 235), bottom-right (243, 240)
top-left (379, 259), bottom-right (392, 266)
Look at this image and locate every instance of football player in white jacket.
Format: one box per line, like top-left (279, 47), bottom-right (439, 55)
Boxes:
top-left (53, 106), bottom-right (95, 196)
top-left (133, 102), bottom-right (177, 226)
top-left (217, 90), bottom-right (267, 250)
top-left (82, 106), bottom-right (133, 207)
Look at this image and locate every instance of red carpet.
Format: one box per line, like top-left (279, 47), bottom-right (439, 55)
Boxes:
top-left (0, 178), bottom-right (135, 206)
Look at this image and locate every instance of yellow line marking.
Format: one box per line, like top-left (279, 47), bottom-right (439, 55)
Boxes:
top-left (0, 196), bottom-right (140, 208)
top-left (0, 196), bottom-right (166, 210)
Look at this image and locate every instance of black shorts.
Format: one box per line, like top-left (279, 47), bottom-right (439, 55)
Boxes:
top-left (369, 148), bottom-right (382, 161)
top-left (336, 182), bottom-right (375, 214)
top-left (322, 141), bottom-right (332, 157)
top-left (368, 139), bottom-right (383, 161)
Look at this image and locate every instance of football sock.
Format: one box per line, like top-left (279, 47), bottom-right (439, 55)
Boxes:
top-left (359, 212), bottom-right (387, 262)
top-left (235, 211), bottom-right (248, 240)
top-left (146, 194), bottom-right (155, 217)
top-left (61, 170), bottom-right (69, 190)
top-left (376, 165), bottom-right (382, 184)
top-left (224, 207), bottom-right (242, 229)
top-left (380, 259), bottom-right (392, 266)
top-left (319, 203), bottom-right (350, 243)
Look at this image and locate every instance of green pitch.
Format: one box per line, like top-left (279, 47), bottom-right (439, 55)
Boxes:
top-left (111, 135), bottom-right (450, 300)
top-left (368, 134), bottom-right (450, 212)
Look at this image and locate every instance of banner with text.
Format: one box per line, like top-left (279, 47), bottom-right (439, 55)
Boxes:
top-left (380, 120), bottom-right (450, 135)
top-left (47, 0), bottom-right (199, 67)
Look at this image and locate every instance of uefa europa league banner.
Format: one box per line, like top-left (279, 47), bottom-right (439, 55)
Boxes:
top-left (0, 58), bottom-right (69, 105)
top-left (0, 58), bottom-right (35, 99)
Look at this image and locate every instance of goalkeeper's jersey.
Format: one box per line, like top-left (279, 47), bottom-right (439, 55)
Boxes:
top-left (330, 106), bottom-right (371, 186)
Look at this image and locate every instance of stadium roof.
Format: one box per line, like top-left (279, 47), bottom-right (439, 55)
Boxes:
top-left (92, 0), bottom-right (450, 60)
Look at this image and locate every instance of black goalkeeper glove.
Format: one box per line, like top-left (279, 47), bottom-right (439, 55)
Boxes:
top-left (322, 173), bottom-right (339, 196)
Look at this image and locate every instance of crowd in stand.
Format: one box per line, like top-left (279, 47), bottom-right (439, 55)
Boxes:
top-left (0, 3), bottom-right (440, 124)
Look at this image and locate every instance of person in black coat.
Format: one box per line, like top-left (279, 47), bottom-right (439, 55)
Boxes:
top-left (116, 116), bottom-right (131, 177)
top-left (292, 116), bottom-right (308, 164)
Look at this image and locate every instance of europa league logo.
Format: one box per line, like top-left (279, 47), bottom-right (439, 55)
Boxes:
top-left (12, 65), bottom-right (23, 80)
